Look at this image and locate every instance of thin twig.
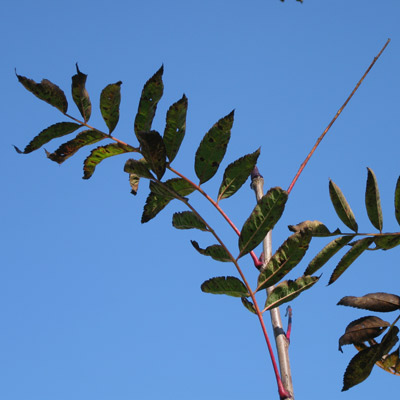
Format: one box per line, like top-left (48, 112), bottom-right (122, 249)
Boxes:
top-left (287, 39), bottom-right (391, 194)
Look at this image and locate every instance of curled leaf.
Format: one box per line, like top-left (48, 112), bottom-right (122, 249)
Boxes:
top-left (217, 148), bottom-right (261, 201)
top-left (338, 293), bottom-right (400, 312)
top-left (191, 241), bottom-right (231, 262)
top-left (100, 81), bottom-right (122, 133)
top-left (46, 129), bottom-right (105, 163)
top-left (16, 72), bottom-right (68, 113)
top-left (124, 158), bottom-right (154, 179)
top-left (338, 316), bottom-right (389, 352)
top-left (288, 220), bottom-right (341, 237)
top-left (129, 173), bottom-right (140, 196)
top-left (238, 187), bottom-right (288, 258)
top-left (365, 168), bottom-right (383, 231)
top-left (194, 111), bottom-right (234, 184)
top-left (172, 212), bottom-right (208, 231)
top-left (71, 64), bottom-right (91, 122)
top-left (241, 297), bottom-right (256, 314)
top-left (201, 276), bottom-right (249, 297)
top-left (264, 275), bottom-right (319, 311)
top-left (14, 122), bottom-right (81, 154)
top-left (163, 95), bottom-right (188, 163)
top-left (329, 179), bottom-right (358, 232)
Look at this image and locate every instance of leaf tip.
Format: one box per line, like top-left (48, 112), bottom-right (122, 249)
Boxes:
top-left (13, 145), bottom-right (23, 154)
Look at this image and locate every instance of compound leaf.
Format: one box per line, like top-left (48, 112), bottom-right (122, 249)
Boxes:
top-left (328, 237), bottom-right (374, 285)
top-left (100, 81), bottom-right (122, 133)
top-left (257, 231), bottom-right (312, 291)
top-left (191, 240), bottom-right (231, 262)
top-left (201, 276), bottom-right (249, 297)
top-left (83, 143), bottom-right (135, 179)
top-left (194, 111), bottom-right (234, 184)
top-left (338, 293), bottom-right (400, 313)
top-left (141, 179), bottom-right (195, 223)
top-left (238, 187), bottom-right (288, 258)
top-left (16, 72), bottom-right (68, 113)
top-left (365, 168), bottom-right (383, 231)
top-left (217, 148), bottom-right (260, 201)
top-left (136, 130), bottom-right (166, 180)
top-left (329, 179), bottom-right (358, 232)
top-left (46, 129), bottom-right (105, 163)
top-left (71, 64), bottom-right (91, 122)
top-left (304, 235), bottom-right (354, 275)
top-left (264, 275), bottom-right (319, 311)
top-left (134, 66), bottom-right (164, 135)
top-left (163, 95), bottom-right (188, 163)
top-left (172, 212), bottom-right (208, 231)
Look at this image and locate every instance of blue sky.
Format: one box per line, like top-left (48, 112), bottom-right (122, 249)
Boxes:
top-left (2, 1), bottom-right (400, 399)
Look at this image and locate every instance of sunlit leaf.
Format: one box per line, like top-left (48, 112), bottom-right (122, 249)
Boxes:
top-left (172, 212), bottom-right (208, 231)
top-left (141, 179), bottom-right (195, 223)
top-left (329, 179), bottom-right (358, 232)
top-left (163, 95), bottom-right (188, 163)
top-left (83, 143), bottom-right (135, 179)
top-left (201, 276), bottom-right (249, 297)
top-left (264, 275), bottom-right (319, 311)
top-left (288, 220), bottom-right (341, 237)
top-left (328, 237), bottom-right (374, 285)
top-left (194, 111), bottom-right (234, 184)
top-left (241, 297), bottom-right (256, 314)
top-left (100, 81), bottom-right (122, 133)
top-left (395, 176), bottom-right (400, 226)
top-left (14, 122), bottom-right (81, 154)
top-left (217, 148), bottom-right (260, 201)
top-left (238, 187), bottom-right (288, 258)
top-left (338, 316), bottom-right (389, 352)
top-left (374, 234), bottom-right (400, 250)
top-left (304, 235), bottom-right (354, 275)
top-left (191, 240), bottom-right (231, 262)
top-left (46, 129), bottom-right (105, 163)
top-left (136, 130), bottom-right (166, 180)
top-left (71, 64), bottom-right (91, 122)
top-left (16, 72), bottom-right (68, 113)
top-left (134, 66), bottom-right (164, 135)
top-left (338, 293), bottom-right (400, 312)
top-left (124, 158), bottom-right (154, 179)
top-left (365, 168), bottom-right (383, 231)
top-left (256, 231), bottom-right (311, 291)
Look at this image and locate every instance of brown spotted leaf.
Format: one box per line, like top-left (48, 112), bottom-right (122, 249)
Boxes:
top-left (288, 220), bottom-right (341, 237)
top-left (374, 234), bottom-right (400, 250)
top-left (365, 168), bottom-right (383, 231)
top-left (71, 64), bottom-right (91, 122)
top-left (338, 293), bottom-right (400, 312)
top-left (172, 212), bottom-right (208, 232)
top-left (338, 316), bottom-right (389, 352)
top-left (201, 276), bottom-right (249, 298)
top-left (100, 81), bottom-right (122, 133)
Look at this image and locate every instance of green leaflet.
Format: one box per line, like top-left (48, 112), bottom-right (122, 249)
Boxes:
top-left (136, 130), bottom-right (166, 180)
top-left (16, 72), bottom-right (68, 113)
top-left (141, 179), bottom-right (195, 223)
top-left (190, 240), bottom-right (231, 262)
top-left (163, 95), bottom-right (188, 163)
top-left (14, 122), bottom-right (81, 154)
top-left (194, 111), bottom-right (234, 184)
top-left (46, 129), bottom-right (105, 164)
top-left (304, 235), bottom-right (354, 275)
top-left (328, 237), bottom-right (375, 285)
top-left (288, 220), bottom-right (341, 237)
top-left (264, 276), bottom-right (319, 311)
top-left (134, 66), bottom-right (164, 135)
top-left (217, 148), bottom-right (261, 202)
top-left (124, 158), bottom-right (154, 179)
top-left (395, 176), bottom-right (400, 226)
top-left (342, 326), bottom-right (399, 391)
top-left (201, 276), bottom-right (249, 297)
top-left (172, 212), bottom-right (208, 231)
top-left (329, 179), bottom-right (358, 232)
top-left (241, 297), bottom-right (256, 314)
top-left (374, 234), bottom-right (400, 250)
top-left (100, 81), bottom-right (122, 133)
top-left (238, 187), bottom-right (288, 258)
top-left (71, 64), bottom-right (91, 122)
top-left (83, 143), bottom-right (135, 179)
top-left (365, 168), bottom-right (383, 231)
top-left (256, 231), bottom-right (312, 292)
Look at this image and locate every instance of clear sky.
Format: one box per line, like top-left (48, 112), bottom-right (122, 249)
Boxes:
top-left (2, 1), bottom-right (400, 399)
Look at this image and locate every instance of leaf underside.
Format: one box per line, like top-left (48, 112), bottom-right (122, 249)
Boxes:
top-left (338, 292), bottom-right (400, 313)
top-left (194, 111), bottom-right (234, 184)
top-left (239, 187), bottom-right (288, 258)
top-left (100, 81), bottom-right (122, 134)
top-left (71, 64), bottom-right (91, 122)
top-left (201, 276), bottom-right (249, 297)
top-left (191, 240), bottom-right (231, 262)
top-left (365, 168), bottom-right (383, 231)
